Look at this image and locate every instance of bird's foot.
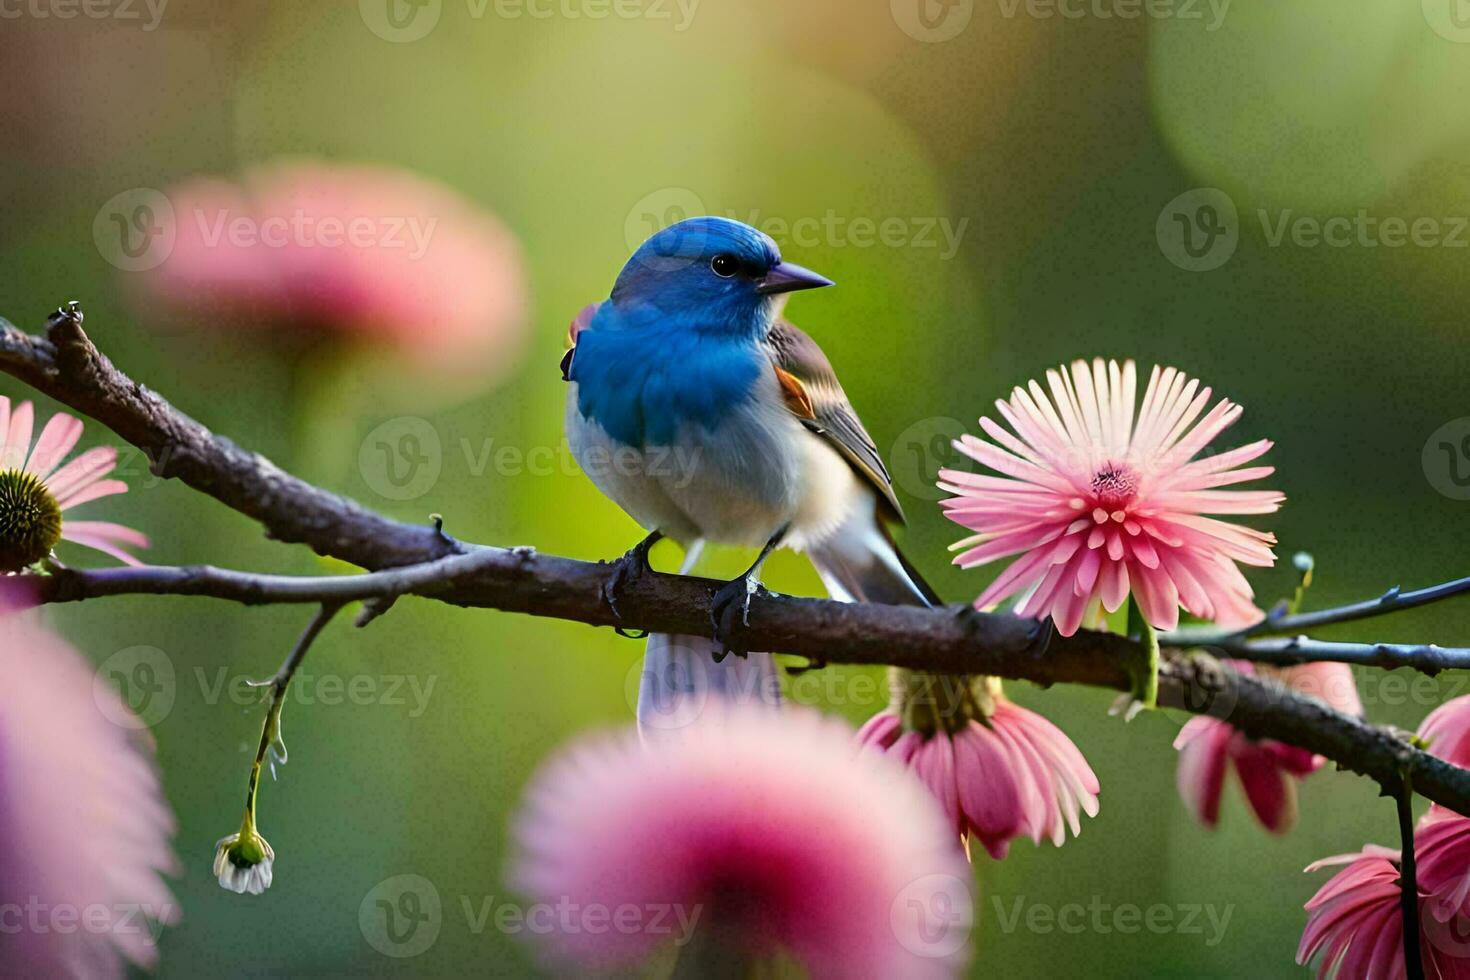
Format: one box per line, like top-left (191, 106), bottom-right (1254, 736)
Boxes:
top-left (602, 531), bottom-right (663, 639)
top-left (709, 574), bottom-right (760, 662)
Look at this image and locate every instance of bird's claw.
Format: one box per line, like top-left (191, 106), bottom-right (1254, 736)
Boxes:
top-left (709, 575), bottom-right (758, 662)
top-left (602, 533), bottom-right (661, 639)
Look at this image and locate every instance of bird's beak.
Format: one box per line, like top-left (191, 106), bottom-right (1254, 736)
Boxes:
top-left (757, 261), bottom-right (834, 295)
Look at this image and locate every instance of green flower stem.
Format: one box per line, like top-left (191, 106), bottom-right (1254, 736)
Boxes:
top-left (236, 603), bottom-right (343, 833)
top-left (1126, 597), bottom-right (1159, 712)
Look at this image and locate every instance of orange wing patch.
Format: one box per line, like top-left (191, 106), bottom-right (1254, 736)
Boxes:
top-left (775, 365), bottom-right (816, 420)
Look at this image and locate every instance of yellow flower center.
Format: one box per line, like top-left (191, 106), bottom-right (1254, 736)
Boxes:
top-left (0, 469), bottom-right (63, 572)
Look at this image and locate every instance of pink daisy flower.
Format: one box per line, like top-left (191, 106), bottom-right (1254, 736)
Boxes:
top-left (1298, 843), bottom-right (1470, 979)
top-left (0, 397), bottom-right (148, 573)
top-left (856, 670), bottom-right (1099, 859)
top-left (0, 614), bottom-right (178, 976)
top-left (509, 704), bottom-right (973, 978)
top-left (136, 161), bottom-right (528, 382)
top-left (940, 359), bottom-right (1283, 635)
top-left (1174, 660), bottom-right (1361, 833)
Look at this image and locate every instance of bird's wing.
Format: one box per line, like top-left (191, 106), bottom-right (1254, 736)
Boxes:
top-left (764, 319), bottom-right (905, 524)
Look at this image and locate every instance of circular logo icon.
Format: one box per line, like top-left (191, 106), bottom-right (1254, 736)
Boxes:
top-left (1423, 417), bottom-right (1470, 501)
top-left (93, 646), bottom-right (176, 729)
top-left (359, 417), bottom-right (443, 502)
top-left (1423, 0), bottom-right (1470, 43)
top-left (1156, 188), bottom-right (1239, 272)
top-left (889, 416), bottom-right (969, 502)
top-left (360, 874), bottom-right (443, 958)
top-left (891, 0), bottom-right (974, 42)
top-left (359, 0), bottom-right (442, 42)
top-left (94, 188), bottom-right (176, 272)
top-left (623, 187), bottom-right (708, 272)
top-left (890, 873), bottom-right (973, 960)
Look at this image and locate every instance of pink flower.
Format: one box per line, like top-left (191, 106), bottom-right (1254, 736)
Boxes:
top-left (137, 161), bottom-right (528, 380)
top-left (1420, 696), bottom-right (1470, 770)
top-left (0, 397), bottom-right (148, 572)
top-left (940, 359), bottom-right (1282, 635)
top-left (1417, 813), bottom-right (1470, 930)
top-left (1298, 843), bottom-right (1470, 979)
top-left (1174, 660), bottom-right (1360, 833)
top-left (856, 671), bottom-right (1099, 859)
top-left (509, 704), bottom-right (973, 978)
top-left (0, 615), bottom-right (178, 976)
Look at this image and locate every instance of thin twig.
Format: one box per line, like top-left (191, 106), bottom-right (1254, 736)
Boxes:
top-left (1161, 633), bottom-right (1470, 674)
top-left (1165, 574), bottom-right (1470, 647)
top-left (242, 604), bottom-right (343, 818)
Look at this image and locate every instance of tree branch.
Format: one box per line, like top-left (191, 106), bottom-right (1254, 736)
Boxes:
top-left (5, 306), bottom-right (1470, 816)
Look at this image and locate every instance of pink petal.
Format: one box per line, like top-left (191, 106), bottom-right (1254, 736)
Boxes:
top-left (1232, 742), bottom-right (1296, 833)
top-left (1175, 716), bottom-right (1231, 828)
top-left (23, 412), bottom-right (83, 481)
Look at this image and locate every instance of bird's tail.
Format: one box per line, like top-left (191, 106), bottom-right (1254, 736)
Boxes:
top-left (636, 542), bottom-right (781, 738)
top-left (807, 495), bottom-right (938, 611)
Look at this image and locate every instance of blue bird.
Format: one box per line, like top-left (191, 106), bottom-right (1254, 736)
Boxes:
top-left (563, 216), bottom-right (938, 726)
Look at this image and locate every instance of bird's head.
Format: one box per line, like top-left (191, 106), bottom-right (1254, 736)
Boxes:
top-left (611, 216), bottom-right (832, 336)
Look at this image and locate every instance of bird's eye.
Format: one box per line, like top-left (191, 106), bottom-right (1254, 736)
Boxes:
top-left (710, 254), bottom-right (740, 278)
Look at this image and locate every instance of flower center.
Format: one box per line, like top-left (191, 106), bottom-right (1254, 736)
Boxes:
top-left (0, 469), bottom-right (63, 573)
top-left (1090, 463), bottom-right (1138, 511)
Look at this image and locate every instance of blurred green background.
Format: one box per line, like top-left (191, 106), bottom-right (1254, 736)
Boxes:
top-left (3, 0), bottom-right (1470, 975)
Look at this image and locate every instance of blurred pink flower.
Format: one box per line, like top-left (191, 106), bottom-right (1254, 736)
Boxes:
top-left (0, 615), bottom-right (178, 976)
top-left (940, 359), bottom-right (1282, 635)
top-left (138, 161), bottom-right (528, 379)
top-left (856, 672), bottom-right (1099, 859)
top-left (509, 705), bottom-right (972, 978)
top-left (1174, 660), bottom-right (1360, 833)
top-left (0, 397), bottom-right (147, 572)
